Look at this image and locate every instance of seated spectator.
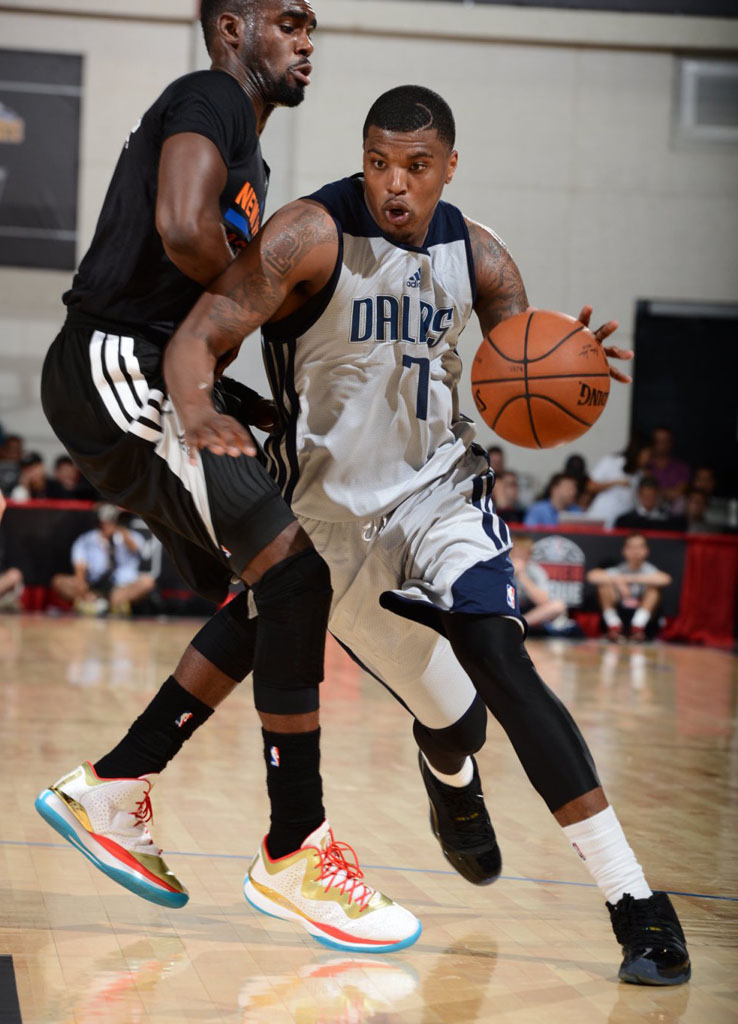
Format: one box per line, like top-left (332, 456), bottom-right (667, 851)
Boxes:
top-left (0, 492), bottom-right (24, 610)
top-left (492, 470), bottom-right (525, 523)
top-left (689, 465), bottom-right (727, 531)
top-left (613, 477), bottom-right (680, 530)
top-left (487, 444), bottom-right (505, 477)
top-left (46, 454), bottom-right (100, 500)
top-left (10, 452), bottom-right (50, 501)
top-left (585, 435), bottom-right (651, 528)
top-left (0, 430), bottom-right (22, 496)
top-left (51, 503), bottom-right (155, 616)
top-left (510, 535), bottom-right (569, 632)
top-left (523, 473), bottom-right (581, 527)
top-left (646, 427), bottom-right (690, 513)
top-left (563, 454), bottom-right (590, 508)
top-left (587, 533), bottom-right (672, 643)
top-left (681, 488), bottom-right (712, 534)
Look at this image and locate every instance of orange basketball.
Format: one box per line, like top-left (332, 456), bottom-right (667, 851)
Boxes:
top-left (470, 309), bottom-right (611, 449)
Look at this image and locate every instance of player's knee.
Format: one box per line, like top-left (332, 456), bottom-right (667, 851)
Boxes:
top-left (251, 548), bottom-right (333, 689)
top-left (190, 590), bottom-right (256, 682)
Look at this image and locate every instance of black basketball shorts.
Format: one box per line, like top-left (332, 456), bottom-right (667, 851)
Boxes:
top-left (41, 316), bottom-right (295, 603)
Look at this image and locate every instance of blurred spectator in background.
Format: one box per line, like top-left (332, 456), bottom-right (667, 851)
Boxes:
top-left (688, 466), bottom-right (728, 531)
top-left (678, 489), bottom-right (712, 534)
top-left (585, 436), bottom-right (651, 528)
top-left (10, 452), bottom-right (50, 501)
top-left (487, 444), bottom-right (505, 477)
top-left (51, 503), bottom-right (155, 616)
top-left (0, 492), bottom-right (24, 611)
top-left (563, 454), bottom-right (590, 509)
top-left (511, 535), bottom-right (569, 632)
top-left (46, 454), bottom-right (100, 501)
top-left (492, 470), bottom-right (525, 523)
top-left (0, 430), bottom-right (23, 496)
top-left (524, 473), bottom-right (581, 527)
top-left (587, 533), bottom-right (672, 643)
top-left (646, 427), bottom-right (690, 513)
top-left (614, 476), bottom-right (679, 530)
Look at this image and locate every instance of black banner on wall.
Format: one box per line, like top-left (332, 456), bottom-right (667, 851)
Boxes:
top-left (0, 49), bottom-right (82, 270)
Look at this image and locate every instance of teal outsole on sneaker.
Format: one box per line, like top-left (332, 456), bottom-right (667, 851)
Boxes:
top-left (313, 921), bottom-right (422, 954)
top-left (244, 880), bottom-right (422, 954)
top-left (34, 790), bottom-right (189, 910)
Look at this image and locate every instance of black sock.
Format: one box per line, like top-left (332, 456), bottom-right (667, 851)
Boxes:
top-left (262, 727), bottom-right (325, 859)
top-left (94, 676), bottom-right (214, 778)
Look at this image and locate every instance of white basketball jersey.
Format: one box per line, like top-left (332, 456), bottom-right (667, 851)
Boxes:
top-left (263, 175), bottom-right (478, 521)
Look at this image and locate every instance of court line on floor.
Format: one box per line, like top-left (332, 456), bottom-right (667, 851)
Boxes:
top-left (0, 955), bottom-right (23, 1024)
top-left (5, 839), bottom-right (737, 903)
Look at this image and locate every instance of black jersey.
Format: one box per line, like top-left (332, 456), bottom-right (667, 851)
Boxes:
top-left (64, 70), bottom-right (269, 342)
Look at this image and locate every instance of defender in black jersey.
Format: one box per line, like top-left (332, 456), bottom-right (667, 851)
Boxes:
top-left (35, 2), bottom-right (421, 954)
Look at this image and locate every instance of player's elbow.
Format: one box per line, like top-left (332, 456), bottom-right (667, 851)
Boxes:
top-left (156, 212), bottom-right (203, 258)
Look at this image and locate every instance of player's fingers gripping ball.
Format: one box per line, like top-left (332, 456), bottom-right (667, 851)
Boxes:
top-left (471, 309), bottom-right (611, 449)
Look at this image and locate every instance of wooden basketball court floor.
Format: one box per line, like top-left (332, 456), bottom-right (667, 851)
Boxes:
top-left (1, 613), bottom-right (736, 1024)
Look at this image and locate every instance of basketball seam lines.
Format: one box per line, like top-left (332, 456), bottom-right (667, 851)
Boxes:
top-left (473, 372), bottom-right (610, 386)
top-left (484, 323), bottom-right (587, 365)
top-left (523, 312), bottom-right (541, 448)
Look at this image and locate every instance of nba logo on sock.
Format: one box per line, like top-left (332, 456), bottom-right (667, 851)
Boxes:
top-left (270, 745), bottom-right (280, 767)
top-left (506, 584), bottom-right (516, 609)
top-left (175, 712), bottom-right (193, 728)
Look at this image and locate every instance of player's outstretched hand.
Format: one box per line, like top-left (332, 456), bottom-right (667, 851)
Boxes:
top-left (183, 408), bottom-right (257, 464)
top-left (577, 304), bottom-right (633, 384)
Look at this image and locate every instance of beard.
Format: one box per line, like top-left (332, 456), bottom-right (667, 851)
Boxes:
top-left (269, 69), bottom-right (307, 108)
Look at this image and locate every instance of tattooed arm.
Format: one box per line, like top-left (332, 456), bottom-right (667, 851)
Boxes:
top-left (164, 199), bottom-right (337, 461)
top-left (465, 218), bottom-right (529, 336)
top-left (466, 218), bottom-right (631, 382)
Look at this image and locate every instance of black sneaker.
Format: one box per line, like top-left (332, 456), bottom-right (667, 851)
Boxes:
top-left (607, 891), bottom-right (691, 985)
top-left (418, 752), bottom-right (502, 886)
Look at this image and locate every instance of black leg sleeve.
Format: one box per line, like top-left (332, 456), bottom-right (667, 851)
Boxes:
top-left (442, 614), bottom-right (600, 812)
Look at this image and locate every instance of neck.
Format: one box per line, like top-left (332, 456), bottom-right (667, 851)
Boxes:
top-left (211, 57), bottom-right (272, 131)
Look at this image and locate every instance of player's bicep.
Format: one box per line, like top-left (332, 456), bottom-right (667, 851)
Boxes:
top-left (156, 132), bottom-right (227, 240)
top-left (467, 218), bottom-right (529, 336)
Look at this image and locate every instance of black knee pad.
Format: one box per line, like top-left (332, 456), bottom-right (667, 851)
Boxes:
top-left (190, 591), bottom-right (256, 682)
top-left (251, 547), bottom-right (332, 694)
top-left (413, 694), bottom-right (488, 775)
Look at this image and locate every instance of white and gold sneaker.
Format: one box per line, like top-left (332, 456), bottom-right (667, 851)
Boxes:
top-left (35, 761), bottom-right (188, 908)
top-left (244, 821), bottom-right (421, 953)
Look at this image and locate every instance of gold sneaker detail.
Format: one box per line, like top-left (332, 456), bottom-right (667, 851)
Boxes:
top-left (244, 820), bottom-right (421, 952)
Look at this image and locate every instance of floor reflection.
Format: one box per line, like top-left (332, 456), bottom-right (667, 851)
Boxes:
top-left (237, 953), bottom-right (419, 1023)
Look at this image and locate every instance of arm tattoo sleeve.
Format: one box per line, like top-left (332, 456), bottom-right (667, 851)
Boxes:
top-left (467, 219), bottom-right (529, 332)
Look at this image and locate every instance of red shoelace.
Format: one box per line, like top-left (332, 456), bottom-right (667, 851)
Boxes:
top-left (318, 837), bottom-right (373, 911)
top-left (132, 787), bottom-right (153, 828)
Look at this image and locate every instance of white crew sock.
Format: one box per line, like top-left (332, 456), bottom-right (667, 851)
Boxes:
top-left (631, 607), bottom-right (651, 629)
top-left (562, 805), bottom-right (652, 905)
top-left (423, 752), bottom-right (474, 788)
top-left (603, 607), bottom-right (622, 629)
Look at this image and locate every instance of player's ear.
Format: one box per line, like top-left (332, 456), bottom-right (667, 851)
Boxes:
top-left (445, 150), bottom-right (459, 185)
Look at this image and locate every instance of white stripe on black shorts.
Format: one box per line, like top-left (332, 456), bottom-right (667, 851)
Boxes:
top-left (41, 316), bottom-right (295, 601)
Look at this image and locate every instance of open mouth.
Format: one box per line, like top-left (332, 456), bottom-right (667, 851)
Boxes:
top-left (383, 204), bottom-right (411, 227)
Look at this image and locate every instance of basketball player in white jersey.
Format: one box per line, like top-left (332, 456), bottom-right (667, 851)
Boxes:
top-left (166, 86), bottom-right (690, 985)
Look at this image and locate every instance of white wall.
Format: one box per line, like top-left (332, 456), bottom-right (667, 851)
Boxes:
top-left (1, 0), bottom-right (737, 492)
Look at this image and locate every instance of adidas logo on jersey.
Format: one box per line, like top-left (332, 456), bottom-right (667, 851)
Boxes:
top-left (406, 269), bottom-right (421, 288)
